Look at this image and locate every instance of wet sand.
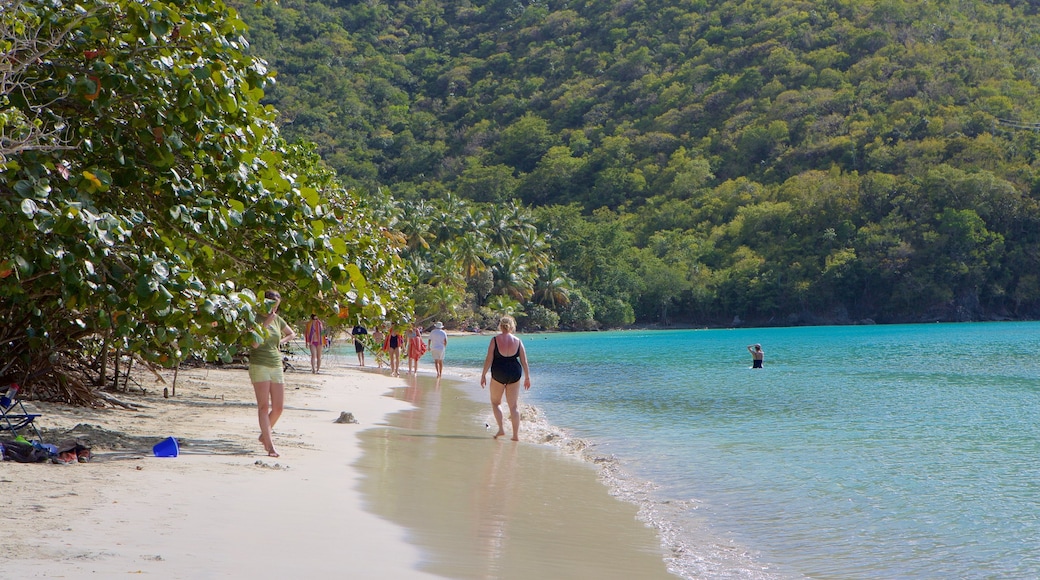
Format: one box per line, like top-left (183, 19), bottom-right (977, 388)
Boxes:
top-left (356, 372), bottom-right (678, 579)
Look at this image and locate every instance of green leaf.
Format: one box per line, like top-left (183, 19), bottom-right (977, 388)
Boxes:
top-left (136, 276), bottom-right (152, 298)
top-left (14, 255), bottom-right (32, 274)
top-left (153, 261), bottom-right (169, 279)
top-left (20, 198), bottom-right (38, 218)
top-left (301, 187), bottom-right (319, 208)
top-left (345, 263), bottom-right (367, 291)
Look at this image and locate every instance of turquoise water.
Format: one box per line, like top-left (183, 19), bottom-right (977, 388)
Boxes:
top-left (442, 323), bottom-right (1040, 579)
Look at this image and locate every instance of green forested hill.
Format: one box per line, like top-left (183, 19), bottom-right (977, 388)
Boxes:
top-left (233, 0), bottom-right (1040, 326)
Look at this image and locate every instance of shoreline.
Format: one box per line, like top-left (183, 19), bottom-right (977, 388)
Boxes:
top-left (355, 369), bottom-right (678, 579)
top-left (2, 353), bottom-right (679, 579)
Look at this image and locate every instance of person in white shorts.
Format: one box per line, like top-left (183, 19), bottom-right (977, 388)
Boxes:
top-left (427, 321), bottom-right (448, 378)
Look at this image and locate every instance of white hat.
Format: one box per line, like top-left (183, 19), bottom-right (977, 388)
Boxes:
top-left (434, 321), bottom-right (443, 328)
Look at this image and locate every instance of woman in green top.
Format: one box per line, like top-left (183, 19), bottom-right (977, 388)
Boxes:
top-left (249, 290), bottom-right (297, 457)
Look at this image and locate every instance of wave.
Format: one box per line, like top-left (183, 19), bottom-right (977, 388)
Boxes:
top-left (436, 361), bottom-right (792, 579)
top-left (505, 401), bottom-right (790, 580)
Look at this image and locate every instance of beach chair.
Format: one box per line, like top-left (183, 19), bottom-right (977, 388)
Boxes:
top-left (0, 383), bottom-right (44, 443)
top-left (279, 342), bottom-right (299, 372)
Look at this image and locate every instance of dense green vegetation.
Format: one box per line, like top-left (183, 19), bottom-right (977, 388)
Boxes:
top-left (1, 0), bottom-right (405, 400)
top-left (7, 0), bottom-right (1040, 404)
top-left (234, 0), bottom-right (1040, 327)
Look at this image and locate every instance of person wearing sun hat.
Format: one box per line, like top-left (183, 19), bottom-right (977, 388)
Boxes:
top-left (427, 321), bottom-right (449, 377)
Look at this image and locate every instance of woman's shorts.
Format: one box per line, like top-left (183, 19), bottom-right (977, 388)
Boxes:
top-left (249, 364), bottom-right (284, 384)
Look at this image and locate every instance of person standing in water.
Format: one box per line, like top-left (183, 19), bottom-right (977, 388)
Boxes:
top-left (249, 290), bottom-right (297, 457)
top-left (748, 344), bottom-right (764, 368)
top-left (480, 315), bottom-right (531, 441)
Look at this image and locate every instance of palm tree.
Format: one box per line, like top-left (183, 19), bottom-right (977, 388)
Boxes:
top-left (490, 247), bottom-right (534, 301)
top-left (418, 283), bottom-right (465, 323)
top-left (395, 199), bottom-right (435, 251)
top-left (484, 203), bottom-right (516, 249)
top-left (515, 226), bottom-right (551, 271)
top-left (427, 243), bottom-right (467, 286)
top-left (404, 253), bottom-right (434, 285)
top-left (533, 263), bottom-right (574, 308)
top-left (463, 205), bottom-right (489, 234)
top-left (451, 232), bottom-right (490, 279)
top-left (434, 193), bottom-right (469, 243)
top-left (485, 294), bottom-right (523, 316)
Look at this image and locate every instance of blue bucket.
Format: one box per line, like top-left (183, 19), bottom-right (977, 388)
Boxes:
top-left (152, 437), bottom-right (179, 458)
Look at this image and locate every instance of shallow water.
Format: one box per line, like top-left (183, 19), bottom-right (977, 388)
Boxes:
top-left (439, 322), bottom-right (1040, 579)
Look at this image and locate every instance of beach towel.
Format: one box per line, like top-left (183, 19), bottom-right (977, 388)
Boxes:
top-left (305, 319), bottom-right (324, 346)
top-left (407, 336), bottom-right (427, 359)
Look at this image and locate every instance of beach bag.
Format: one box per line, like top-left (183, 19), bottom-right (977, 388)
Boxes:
top-left (1, 439), bottom-right (52, 463)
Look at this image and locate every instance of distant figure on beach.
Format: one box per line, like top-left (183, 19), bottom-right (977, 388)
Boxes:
top-left (748, 344), bottom-right (764, 368)
top-left (427, 321), bottom-right (448, 378)
top-left (352, 322), bottom-right (368, 367)
top-left (249, 290), bottom-right (297, 457)
top-left (384, 326), bottom-right (402, 377)
top-left (480, 315), bottom-right (531, 441)
top-left (304, 313), bottom-right (324, 374)
top-left (406, 323), bottom-right (426, 375)
top-left (372, 326), bottom-right (385, 369)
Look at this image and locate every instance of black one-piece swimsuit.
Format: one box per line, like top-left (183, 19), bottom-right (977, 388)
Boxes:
top-left (490, 338), bottom-right (523, 384)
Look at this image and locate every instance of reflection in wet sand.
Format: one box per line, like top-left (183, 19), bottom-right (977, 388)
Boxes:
top-left (473, 442), bottom-right (519, 577)
top-left (356, 373), bottom-right (676, 580)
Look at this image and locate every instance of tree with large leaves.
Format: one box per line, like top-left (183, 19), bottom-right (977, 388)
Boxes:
top-left (0, 0), bottom-right (403, 402)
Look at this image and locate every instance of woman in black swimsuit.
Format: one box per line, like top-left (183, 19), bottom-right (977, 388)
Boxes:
top-left (480, 315), bottom-right (531, 441)
top-left (387, 328), bottom-right (402, 377)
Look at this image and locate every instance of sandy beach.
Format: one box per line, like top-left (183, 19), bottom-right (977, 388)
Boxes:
top-left (1, 351), bottom-right (675, 579)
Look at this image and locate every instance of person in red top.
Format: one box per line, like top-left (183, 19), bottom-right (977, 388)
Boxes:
top-left (406, 323), bottom-right (426, 375)
top-left (304, 314), bottom-right (325, 374)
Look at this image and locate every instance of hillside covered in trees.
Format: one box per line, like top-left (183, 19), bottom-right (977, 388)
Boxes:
top-left (234, 0), bottom-right (1040, 327)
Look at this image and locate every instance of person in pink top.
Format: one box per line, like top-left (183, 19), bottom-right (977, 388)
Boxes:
top-left (304, 313), bottom-right (325, 373)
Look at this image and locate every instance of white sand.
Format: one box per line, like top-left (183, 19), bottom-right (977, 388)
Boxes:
top-left (1, 362), bottom-right (439, 578)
